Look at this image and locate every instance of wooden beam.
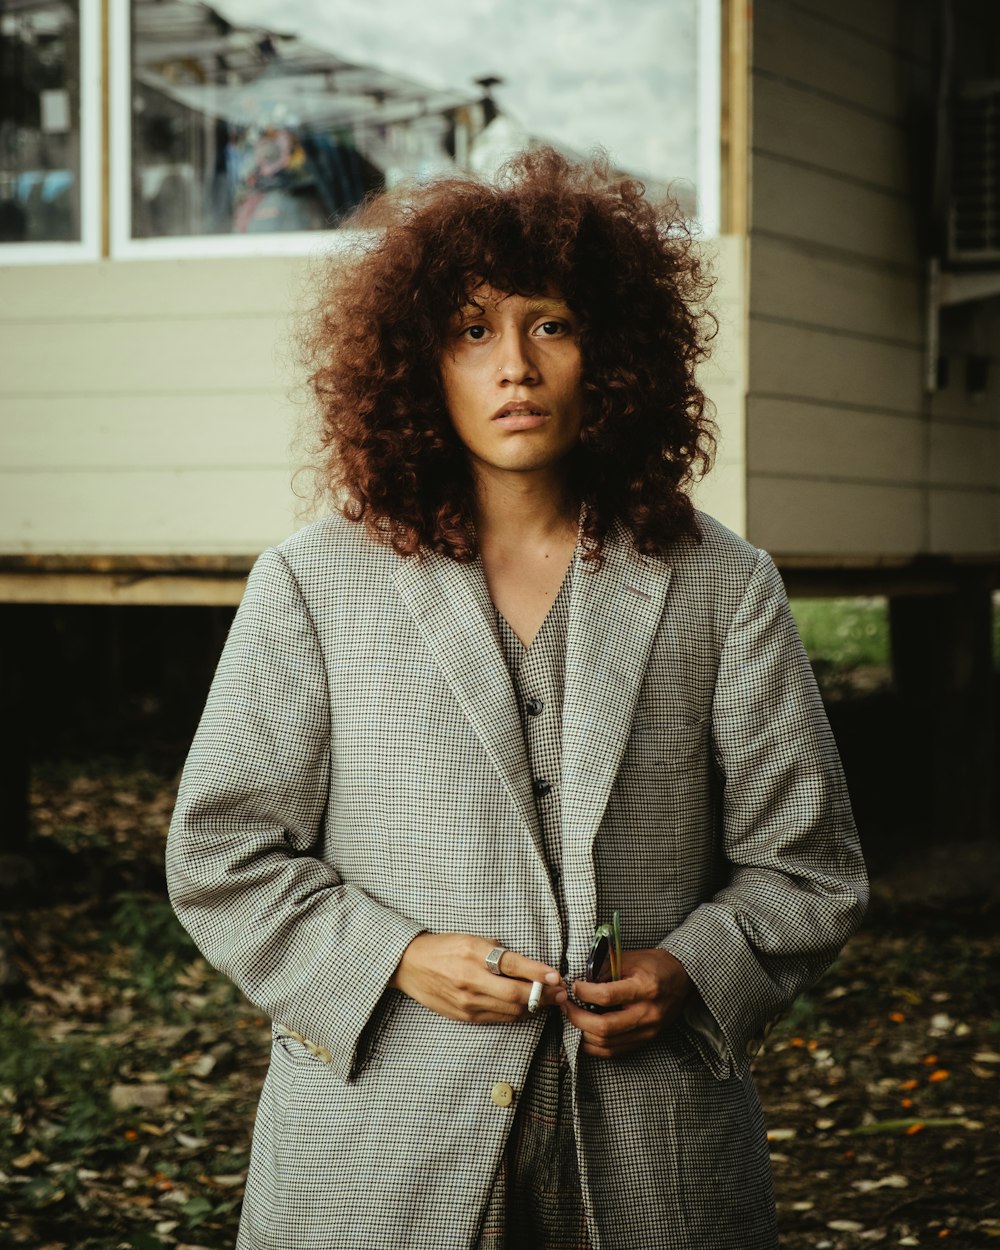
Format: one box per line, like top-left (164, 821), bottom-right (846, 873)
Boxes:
top-left (721, 0), bottom-right (751, 237)
top-left (0, 554), bottom-right (254, 575)
top-left (0, 573), bottom-right (246, 607)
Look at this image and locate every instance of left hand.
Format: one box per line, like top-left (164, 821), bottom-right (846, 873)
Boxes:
top-left (562, 948), bottom-right (691, 1058)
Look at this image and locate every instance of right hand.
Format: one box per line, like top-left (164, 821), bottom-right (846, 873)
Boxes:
top-left (389, 933), bottom-right (565, 1023)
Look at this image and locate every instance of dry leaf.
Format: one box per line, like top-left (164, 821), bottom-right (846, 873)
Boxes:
top-left (110, 1082), bottom-right (168, 1112)
top-left (11, 1149), bottom-right (45, 1169)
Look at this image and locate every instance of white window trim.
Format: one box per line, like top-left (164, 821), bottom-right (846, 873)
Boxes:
top-left (696, 0), bottom-right (722, 238)
top-left (0, 0), bottom-right (102, 266)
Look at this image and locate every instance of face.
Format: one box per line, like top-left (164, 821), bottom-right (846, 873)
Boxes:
top-left (439, 284), bottom-right (586, 487)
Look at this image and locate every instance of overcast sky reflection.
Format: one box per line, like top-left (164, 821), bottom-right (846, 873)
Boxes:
top-left (214, 0), bottom-right (703, 196)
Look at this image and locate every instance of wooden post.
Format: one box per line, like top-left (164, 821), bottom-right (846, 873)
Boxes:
top-left (0, 606), bottom-right (31, 853)
top-left (889, 578), bottom-right (997, 843)
top-left (720, 0), bottom-right (751, 238)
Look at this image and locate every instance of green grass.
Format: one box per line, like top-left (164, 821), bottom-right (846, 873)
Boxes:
top-left (790, 593), bottom-right (1000, 677)
top-left (789, 597), bottom-right (891, 669)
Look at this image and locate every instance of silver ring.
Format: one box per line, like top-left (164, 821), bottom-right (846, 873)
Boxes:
top-left (485, 947), bottom-right (507, 977)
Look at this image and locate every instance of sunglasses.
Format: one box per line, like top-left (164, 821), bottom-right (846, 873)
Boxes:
top-left (583, 909), bottom-right (622, 1009)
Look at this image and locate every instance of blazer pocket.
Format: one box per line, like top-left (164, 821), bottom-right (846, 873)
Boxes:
top-left (274, 1027), bottom-right (334, 1067)
top-left (350, 987), bottom-right (403, 1078)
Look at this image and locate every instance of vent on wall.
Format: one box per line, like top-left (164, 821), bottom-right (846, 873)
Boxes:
top-left (949, 81), bottom-right (1000, 265)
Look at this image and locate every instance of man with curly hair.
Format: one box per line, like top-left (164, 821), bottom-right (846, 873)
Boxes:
top-left (167, 150), bottom-right (867, 1250)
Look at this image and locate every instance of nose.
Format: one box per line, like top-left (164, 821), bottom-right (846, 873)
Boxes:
top-left (497, 331), bottom-right (538, 384)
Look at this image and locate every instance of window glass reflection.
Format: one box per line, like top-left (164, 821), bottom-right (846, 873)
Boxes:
top-left (0, 0), bottom-right (82, 244)
top-left (132, 1), bottom-right (490, 237)
top-left (131, 0), bottom-right (700, 240)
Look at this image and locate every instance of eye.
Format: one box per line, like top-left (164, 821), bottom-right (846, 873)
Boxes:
top-left (536, 319), bottom-right (569, 337)
top-left (460, 323), bottom-right (489, 341)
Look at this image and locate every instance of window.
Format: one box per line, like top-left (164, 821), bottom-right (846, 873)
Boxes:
top-left (2, 0), bottom-right (719, 261)
top-left (0, 0), bottom-right (99, 262)
top-left (113, 0), bottom-right (720, 258)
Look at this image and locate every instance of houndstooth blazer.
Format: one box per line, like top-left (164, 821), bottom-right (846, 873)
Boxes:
top-left (166, 509), bottom-right (867, 1250)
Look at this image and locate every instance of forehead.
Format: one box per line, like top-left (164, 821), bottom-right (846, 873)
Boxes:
top-left (454, 282), bottom-right (570, 314)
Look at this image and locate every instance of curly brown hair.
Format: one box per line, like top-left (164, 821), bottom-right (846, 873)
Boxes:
top-left (303, 147), bottom-right (716, 562)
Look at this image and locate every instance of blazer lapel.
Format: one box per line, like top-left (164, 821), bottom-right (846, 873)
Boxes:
top-left (392, 552), bottom-right (541, 844)
top-left (561, 523), bottom-right (672, 961)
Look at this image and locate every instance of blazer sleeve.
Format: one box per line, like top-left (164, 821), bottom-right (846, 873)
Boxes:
top-left (165, 547), bottom-right (425, 1082)
top-left (661, 547), bottom-right (868, 1079)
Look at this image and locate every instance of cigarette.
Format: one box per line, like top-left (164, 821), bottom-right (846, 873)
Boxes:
top-left (528, 981), bottom-right (544, 1014)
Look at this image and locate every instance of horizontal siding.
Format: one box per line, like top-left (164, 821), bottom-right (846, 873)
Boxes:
top-left (749, 319), bottom-right (923, 412)
top-left (0, 468), bottom-right (299, 554)
top-left (747, 476), bottom-right (925, 554)
top-left (753, 2), bottom-right (908, 118)
top-left (929, 423), bottom-right (999, 492)
top-left (747, 397), bottom-right (925, 483)
top-left (0, 256), bottom-right (315, 321)
top-left (750, 236), bottom-right (923, 345)
top-left (748, 0), bottom-right (997, 560)
top-left (754, 76), bottom-right (910, 194)
top-left (784, 0), bottom-right (902, 48)
top-left (929, 490), bottom-right (999, 554)
top-left (0, 316), bottom-right (292, 396)
top-left (753, 154), bottom-right (917, 268)
top-left (0, 256), bottom-right (312, 557)
top-left (1, 394), bottom-right (296, 469)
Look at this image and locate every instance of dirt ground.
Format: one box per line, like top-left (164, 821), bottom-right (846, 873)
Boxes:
top-left (0, 769), bottom-right (997, 1250)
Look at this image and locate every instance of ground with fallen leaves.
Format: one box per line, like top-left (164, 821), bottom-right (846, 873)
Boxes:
top-left (0, 767), bottom-right (997, 1250)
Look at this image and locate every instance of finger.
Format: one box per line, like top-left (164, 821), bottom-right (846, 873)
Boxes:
top-left (563, 996), bottom-right (648, 1035)
top-left (493, 979), bottom-right (568, 1015)
top-left (571, 976), bottom-right (642, 1009)
top-left (461, 982), bottom-right (568, 1024)
top-left (570, 1005), bottom-right (659, 1049)
top-left (577, 1009), bottom-right (659, 1053)
top-left (580, 1027), bottom-right (658, 1058)
top-left (488, 945), bottom-right (562, 986)
top-left (471, 966), bottom-right (567, 1019)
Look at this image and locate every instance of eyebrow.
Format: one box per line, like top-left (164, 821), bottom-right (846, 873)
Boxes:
top-left (453, 295), bottom-right (573, 318)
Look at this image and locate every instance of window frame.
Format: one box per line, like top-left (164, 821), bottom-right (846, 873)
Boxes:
top-left (0, 0), bottom-right (103, 266)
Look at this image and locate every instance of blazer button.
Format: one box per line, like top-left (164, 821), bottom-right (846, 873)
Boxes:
top-left (532, 778), bottom-right (552, 797)
top-left (490, 1082), bottom-right (514, 1108)
top-left (525, 696), bottom-right (544, 716)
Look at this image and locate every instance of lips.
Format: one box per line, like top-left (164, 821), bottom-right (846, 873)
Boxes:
top-left (491, 401), bottom-right (550, 429)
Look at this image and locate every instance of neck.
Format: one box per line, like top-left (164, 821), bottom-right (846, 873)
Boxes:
top-left (472, 468), bottom-right (578, 554)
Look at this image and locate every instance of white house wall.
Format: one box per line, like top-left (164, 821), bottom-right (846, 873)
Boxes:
top-left (0, 257), bottom-right (307, 557)
top-left (0, 239), bottom-right (746, 563)
top-left (748, 0), bottom-right (999, 558)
